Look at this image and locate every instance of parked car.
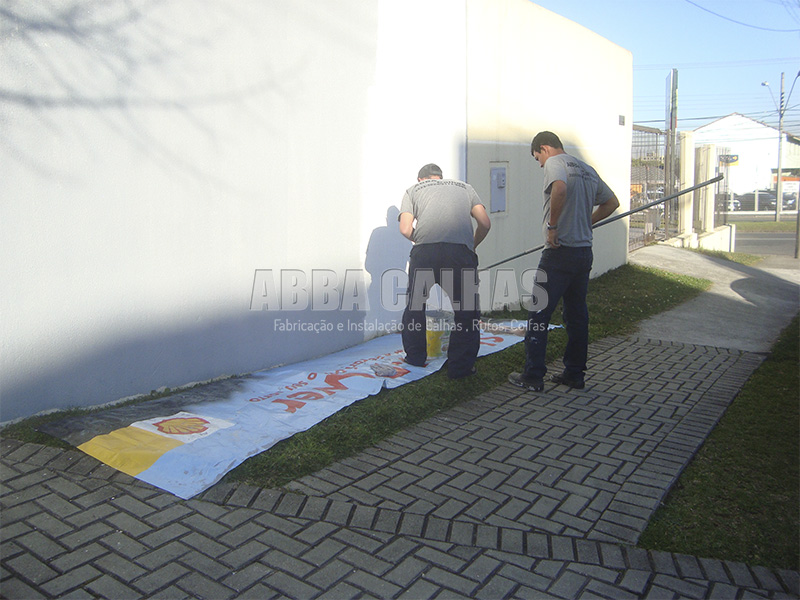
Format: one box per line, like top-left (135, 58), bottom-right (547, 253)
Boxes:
top-left (737, 190), bottom-right (776, 211)
top-left (716, 193), bottom-right (740, 211)
top-left (763, 192), bottom-right (797, 211)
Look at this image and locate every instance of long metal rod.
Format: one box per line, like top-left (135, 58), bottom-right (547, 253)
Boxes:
top-left (480, 174), bottom-right (724, 271)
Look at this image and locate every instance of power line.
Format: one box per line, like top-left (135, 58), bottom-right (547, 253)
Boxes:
top-left (634, 113), bottom-right (797, 124)
top-left (634, 109), bottom-right (792, 122)
top-left (632, 115), bottom-right (800, 137)
top-left (683, 0), bottom-right (800, 32)
top-left (634, 58), bottom-right (800, 71)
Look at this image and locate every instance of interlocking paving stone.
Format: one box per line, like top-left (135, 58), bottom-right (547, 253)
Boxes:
top-left (2, 337), bottom-right (797, 599)
top-left (131, 562), bottom-right (191, 595)
top-left (134, 540), bottom-right (192, 570)
top-left (176, 571), bottom-right (237, 600)
top-left (40, 563), bottom-right (103, 597)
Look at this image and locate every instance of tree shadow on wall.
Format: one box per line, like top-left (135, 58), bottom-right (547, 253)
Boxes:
top-left (0, 0), bottom-right (301, 189)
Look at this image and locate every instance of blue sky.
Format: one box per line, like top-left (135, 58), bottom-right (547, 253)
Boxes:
top-left (531, 0), bottom-right (800, 135)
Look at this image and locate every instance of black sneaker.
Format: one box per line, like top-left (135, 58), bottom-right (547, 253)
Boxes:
top-left (550, 372), bottom-right (585, 389)
top-left (508, 372), bottom-right (544, 392)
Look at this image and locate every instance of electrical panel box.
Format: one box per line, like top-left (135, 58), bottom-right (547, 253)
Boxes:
top-left (490, 165), bottom-right (507, 213)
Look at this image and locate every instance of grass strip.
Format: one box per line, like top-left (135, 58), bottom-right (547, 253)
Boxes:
top-left (733, 219), bottom-right (798, 233)
top-left (638, 315), bottom-right (800, 571)
top-left (691, 248), bottom-right (763, 266)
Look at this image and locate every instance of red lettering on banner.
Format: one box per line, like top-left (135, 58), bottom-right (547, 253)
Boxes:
top-left (272, 399), bottom-right (306, 413)
top-left (314, 372), bottom-right (374, 396)
top-left (248, 390), bottom-right (285, 402)
top-left (250, 348), bottom-right (427, 406)
top-left (269, 372), bottom-right (374, 411)
top-left (480, 335), bottom-right (504, 346)
top-left (287, 390), bottom-right (325, 401)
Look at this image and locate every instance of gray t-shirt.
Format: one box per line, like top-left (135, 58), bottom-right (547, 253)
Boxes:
top-left (542, 153), bottom-right (615, 248)
top-left (400, 179), bottom-right (483, 249)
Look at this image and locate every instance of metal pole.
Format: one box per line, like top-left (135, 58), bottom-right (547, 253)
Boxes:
top-left (480, 175), bottom-right (724, 271)
top-left (788, 70), bottom-right (800, 259)
top-left (776, 72), bottom-right (784, 222)
top-left (665, 69), bottom-right (679, 238)
top-left (791, 71), bottom-right (800, 259)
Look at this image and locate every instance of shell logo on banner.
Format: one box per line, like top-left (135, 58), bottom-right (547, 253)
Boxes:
top-left (132, 412), bottom-right (234, 443)
top-left (154, 416), bottom-right (209, 435)
top-left (77, 412), bottom-right (234, 477)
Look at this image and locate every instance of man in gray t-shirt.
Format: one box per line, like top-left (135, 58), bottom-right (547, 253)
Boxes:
top-left (398, 164), bottom-right (491, 379)
top-left (400, 178), bottom-right (484, 248)
top-left (541, 153), bottom-right (615, 248)
top-left (509, 132), bottom-right (619, 392)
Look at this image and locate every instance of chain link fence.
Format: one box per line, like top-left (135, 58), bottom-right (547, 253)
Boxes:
top-left (630, 125), bottom-right (688, 251)
top-left (630, 126), bottom-right (666, 250)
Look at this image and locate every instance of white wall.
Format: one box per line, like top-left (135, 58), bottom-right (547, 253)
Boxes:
top-left (0, 0), bottom-right (466, 422)
top-left (1, 0), bottom-right (630, 422)
top-left (466, 0), bottom-right (632, 309)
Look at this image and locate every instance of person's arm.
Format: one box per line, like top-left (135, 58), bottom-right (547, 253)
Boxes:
top-left (591, 194), bottom-right (620, 225)
top-left (471, 204), bottom-right (491, 248)
top-left (399, 212), bottom-right (415, 241)
top-left (547, 180), bottom-right (566, 247)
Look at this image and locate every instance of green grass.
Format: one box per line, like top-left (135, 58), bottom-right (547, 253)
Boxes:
top-left (638, 316), bottom-right (800, 571)
top-left (734, 219), bottom-right (798, 233)
top-left (691, 248), bottom-right (764, 266)
top-left (0, 410), bottom-right (80, 450)
top-left (0, 384), bottom-right (216, 447)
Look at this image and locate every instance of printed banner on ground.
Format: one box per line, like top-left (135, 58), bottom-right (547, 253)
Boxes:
top-left (43, 325), bottom-right (540, 499)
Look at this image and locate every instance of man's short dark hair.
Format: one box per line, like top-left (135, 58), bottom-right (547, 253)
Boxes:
top-left (418, 163), bottom-right (443, 179)
top-left (531, 131), bottom-right (563, 154)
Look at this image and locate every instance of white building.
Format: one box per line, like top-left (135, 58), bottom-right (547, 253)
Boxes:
top-left (692, 113), bottom-right (800, 196)
top-left (1, 0), bottom-right (632, 423)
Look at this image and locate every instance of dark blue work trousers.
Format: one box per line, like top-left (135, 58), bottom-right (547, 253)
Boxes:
top-left (401, 243), bottom-right (480, 378)
top-left (524, 246), bottom-right (593, 379)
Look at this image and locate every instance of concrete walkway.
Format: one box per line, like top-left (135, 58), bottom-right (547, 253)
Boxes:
top-left (629, 246), bottom-right (799, 353)
top-left (2, 246), bottom-right (798, 599)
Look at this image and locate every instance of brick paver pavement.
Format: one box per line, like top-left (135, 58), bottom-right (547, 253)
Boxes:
top-left (2, 336), bottom-right (798, 599)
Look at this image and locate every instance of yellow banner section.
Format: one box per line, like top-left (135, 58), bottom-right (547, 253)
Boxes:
top-left (79, 427), bottom-right (184, 476)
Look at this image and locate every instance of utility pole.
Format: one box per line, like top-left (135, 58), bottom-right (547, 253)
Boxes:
top-left (763, 70), bottom-right (800, 255)
top-left (664, 69), bottom-right (678, 237)
top-left (762, 73), bottom-right (786, 222)
top-left (776, 72), bottom-right (784, 223)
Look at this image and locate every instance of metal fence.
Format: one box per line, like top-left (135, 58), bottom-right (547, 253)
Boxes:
top-left (629, 125), bottom-right (685, 251)
top-left (630, 126), bottom-right (665, 250)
